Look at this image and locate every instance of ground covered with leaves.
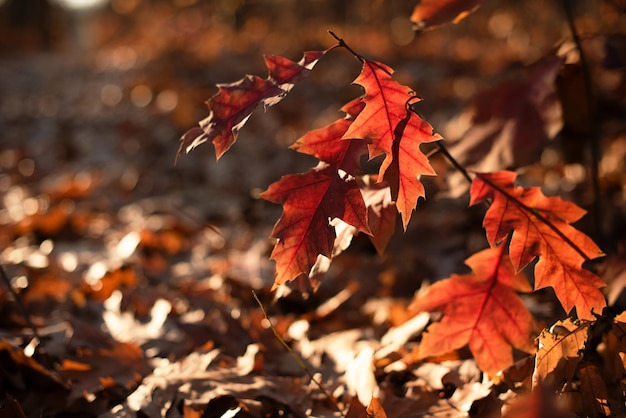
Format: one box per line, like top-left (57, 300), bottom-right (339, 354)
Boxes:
top-left (1, 1), bottom-right (626, 417)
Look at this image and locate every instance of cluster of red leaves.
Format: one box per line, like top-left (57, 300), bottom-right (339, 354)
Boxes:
top-left (175, 1), bottom-right (612, 413)
top-left (408, 170), bottom-right (607, 376)
top-left (179, 31), bottom-right (607, 384)
top-left (180, 48), bottom-right (442, 288)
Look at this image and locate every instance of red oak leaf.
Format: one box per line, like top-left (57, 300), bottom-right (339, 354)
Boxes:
top-left (411, 0), bottom-right (482, 31)
top-left (470, 170), bottom-right (606, 319)
top-left (178, 49), bottom-right (330, 160)
top-left (260, 164), bottom-right (370, 288)
top-left (410, 244), bottom-right (535, 376)
top-left (342, 60), bottom-right (440, 228)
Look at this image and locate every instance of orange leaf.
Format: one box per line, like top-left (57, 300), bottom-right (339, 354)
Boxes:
top-left (342, 60), bottom-right (440, 228)
top-left (470, 170), bottom-right (606, 319)
top-left (411, 0), bottom-right (482, 31)
top-left (179, 49), bottom-right (330, 160)
top-left (410, 244), bottom-right (535, 376)
top-left (383, 111), bottom-right (441, 229)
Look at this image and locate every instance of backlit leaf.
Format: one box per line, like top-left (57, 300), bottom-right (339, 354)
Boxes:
top-left (261, 99), bottom-right (372, 286)
top-left (533, 318), bottom-right (589, 388)
top-left (291, 98), bottom-right (367, 176)
top-left (342, 60), bottom-right (440, 228)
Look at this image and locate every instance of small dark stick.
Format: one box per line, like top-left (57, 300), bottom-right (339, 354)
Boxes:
top-left (252, 290), bottom-right (346, 417)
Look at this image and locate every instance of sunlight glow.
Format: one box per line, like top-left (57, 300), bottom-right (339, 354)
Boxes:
top-left (54, 0), bottom-right (108, 10)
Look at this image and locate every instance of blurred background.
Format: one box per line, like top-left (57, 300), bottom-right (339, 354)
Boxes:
top-left (0, 0), bottom-right (624, 323)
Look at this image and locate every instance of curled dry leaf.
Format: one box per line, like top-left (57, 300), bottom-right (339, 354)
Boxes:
top-left (366, 397), bottom-right (388, 418)
top-left (533, 318), bottom-right (589, 389)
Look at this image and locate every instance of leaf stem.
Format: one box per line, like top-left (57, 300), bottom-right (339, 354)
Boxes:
top-left (560, 0), bottom-right (603, 246)
top-left (327, 30), bottom-right (364, 64)
top-left (252, 290), bottom-right (346, 417)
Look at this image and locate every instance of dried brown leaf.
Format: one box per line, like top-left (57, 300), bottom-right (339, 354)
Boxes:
top-left (533, 318), bottom-right (589, 389)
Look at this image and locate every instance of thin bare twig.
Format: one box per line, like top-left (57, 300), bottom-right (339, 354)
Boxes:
top-left (436, 141), bottom-right (473, 185)
top-left (252, 291), bottom-right (346, 417)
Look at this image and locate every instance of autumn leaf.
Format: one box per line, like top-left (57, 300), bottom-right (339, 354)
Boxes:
top-left (342, 59), bottom-right (440, 228)
top-left (178, 49), bottom-right (330, 160)
top-left (410, 244), bottom-right (535, 376)
top-left (411, 0), bottom-right (483, 31)
top-left (383, 111), bottom-right (441, 229)
top-left (446, 56), bottom-right (564, 197)
top-left (261, 163), bottom-right (370, 287)
top-left (533, 318), bottom-right (589, 389)
top-left (470, 170), bottom-right (606, 319)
